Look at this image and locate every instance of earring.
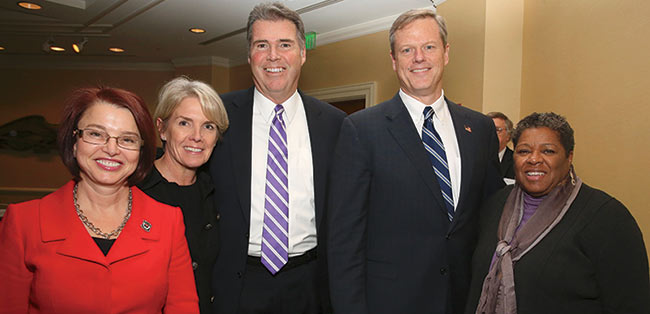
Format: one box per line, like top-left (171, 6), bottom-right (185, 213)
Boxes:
top-left (569, 167), bottom-right (576, 185)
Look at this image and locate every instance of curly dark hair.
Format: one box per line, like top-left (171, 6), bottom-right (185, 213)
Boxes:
top-left (512, 112), bottom-right (574, 156)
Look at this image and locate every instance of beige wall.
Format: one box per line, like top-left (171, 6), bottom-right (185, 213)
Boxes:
top-left (482, 0), bottom-right (523, 119)
top-left (174, 66), bottom-right (213, 86)
top-left (521, 0), bottom-right (650, 247)
top-left (210, 65), bottom-right (231, 94)
top-left (229, 63), bottom-right (253, 92)
top-left (175, 65), bottom-right (231, 94)
top-left (437, 0), bottom-right (486, 112)
top-left (299, 30), bottom-right (398, 104)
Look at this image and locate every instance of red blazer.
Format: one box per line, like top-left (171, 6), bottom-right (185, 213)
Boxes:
top-left (0, 180), bottom-right (199, 314)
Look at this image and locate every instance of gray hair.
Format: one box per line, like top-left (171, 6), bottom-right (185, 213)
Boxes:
top-left (512, 112), bottom-right (574, 156)
top-left (154, 76), bottom-right (229, 139)
top-left (246, 2), bottom-right (306, 53)
top-left (486, 111), bottom-right (514, 136)
top-left (389, 9), bottom-right (448, 53)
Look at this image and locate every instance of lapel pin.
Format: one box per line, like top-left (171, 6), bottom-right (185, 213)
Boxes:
top-left (464, 125), bottom-right (472, 133)
top-left (141, 220), bottom-right (152, 232)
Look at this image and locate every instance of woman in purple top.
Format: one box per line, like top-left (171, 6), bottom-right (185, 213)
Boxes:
top-left (465, 112), bottom-right (649, 314)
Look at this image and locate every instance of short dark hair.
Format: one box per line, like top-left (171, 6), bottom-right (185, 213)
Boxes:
top-left (486, 111), bottom-right (514, 136)
top-left (246, 2), bottom-right (305, 53)
top-left (512, 112), bottom-right (574, 156)
top-left (57, 87), bottom-right (156, 186)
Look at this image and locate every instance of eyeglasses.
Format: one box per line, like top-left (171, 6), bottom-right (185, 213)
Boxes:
top-left (495, 127), bottom-right (505, 133)
top-left (74, 128), bottom-right (143, 151)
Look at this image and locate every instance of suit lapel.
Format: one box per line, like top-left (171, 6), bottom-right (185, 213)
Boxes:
top-left (447, 99), bottom-right (475, 227)
top-left (301, 93), bottom-right (326, 230)
top-left (41, 182), bottom-right (156, 266)
top-left (106, 188), bottom-right (158, 264)
top-left (227, 88), bottom-right (254, 225)
top-left (384, 94), bottom-right (449, 214)
top-left (502, 147), bottom-right (513, 176)
top-left (41, 181), bottom-right (106, 266)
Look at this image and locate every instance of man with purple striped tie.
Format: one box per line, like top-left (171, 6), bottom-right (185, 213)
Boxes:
top-left (209, 3), bottom-right (346, 313)
top-left (327, 9), bottom-right (504, 314)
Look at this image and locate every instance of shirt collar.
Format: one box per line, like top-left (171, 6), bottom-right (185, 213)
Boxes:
top-left (498, 147), bottom-right (506, 161)
top-left (254, 88), bottom-right (301, 124)
top-left (400, 89), bottom-right (447, 122)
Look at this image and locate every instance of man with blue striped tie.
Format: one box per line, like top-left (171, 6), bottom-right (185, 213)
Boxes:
top-left (209, 3), bottom-right (346, 314)
top-left (328, 8), bottom-right (504, 314)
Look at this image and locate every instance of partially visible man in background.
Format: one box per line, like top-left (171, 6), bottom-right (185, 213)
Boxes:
top-left (487, 111), bottom-right (515, 181)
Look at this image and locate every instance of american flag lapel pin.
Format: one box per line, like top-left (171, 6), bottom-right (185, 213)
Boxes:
top-left (464, 125), bottom-right (472, 133)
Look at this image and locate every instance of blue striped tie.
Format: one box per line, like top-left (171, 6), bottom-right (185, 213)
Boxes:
top-left (422, 107), bottom-right (454, 221)
top-left (261, 104), bottom-right (289, 274)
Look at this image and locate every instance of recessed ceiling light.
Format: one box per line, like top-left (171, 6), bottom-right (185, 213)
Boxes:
top-left (18, 2), bottom-right (42, 10)
top-left (50, 46), bottom-right (65, 52)
top-left (0, 46), bottom-right (5, 51)
top-left (189, 28), bottom-right (206, 34)
top-left (109, 47), bottom-right (125, 53)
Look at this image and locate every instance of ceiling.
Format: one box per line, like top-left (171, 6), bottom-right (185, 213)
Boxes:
top-left (0, 0), bottom-right (440, 68)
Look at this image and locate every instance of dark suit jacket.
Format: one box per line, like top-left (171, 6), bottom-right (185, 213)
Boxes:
top-left (327, 94), bottom-right (504, 314)
top-left (465, 184), bottom-right (650, 314)
top-left (209, 87), bottom-right (346, 313)
top-left (138, 166), bottom-right (218, 314)
top-left (0, 180), bottom-right (198, 313)
top-left (500, 147), bottom-right (515, 179)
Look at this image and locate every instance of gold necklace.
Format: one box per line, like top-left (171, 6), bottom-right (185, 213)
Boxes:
top-left (73, 183), bottom-right (132, 240)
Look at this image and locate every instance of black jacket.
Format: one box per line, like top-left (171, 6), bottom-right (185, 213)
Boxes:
top-left (465, 184), bottom-right (650, 314)
top-left (138, 166), bottom-right (218, 314)
top-left (327, 94), bottom-right (504, 314)
top-left (500, 147), bottom-right (515, 179)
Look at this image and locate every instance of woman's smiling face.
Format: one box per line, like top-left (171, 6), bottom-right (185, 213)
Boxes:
top-left (514, 127), bottom-right (573, 197)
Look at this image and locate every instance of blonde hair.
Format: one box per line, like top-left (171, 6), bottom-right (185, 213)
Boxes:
top-left (155, 76), bottom-right (229, 138)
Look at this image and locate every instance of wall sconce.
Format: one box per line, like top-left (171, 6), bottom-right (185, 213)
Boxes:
top-left (42, 37), bottom-right (54, 52)
top-left (42, 37), bottom-right (65, 52)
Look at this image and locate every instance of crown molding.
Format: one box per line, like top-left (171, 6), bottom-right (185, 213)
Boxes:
top-left (171, 56), bottom-right (230, 68)
top-left (0, 58), bottom-right (174, 71)
top-left (316, 14), bottom-right (395, 47)
top-left (229, 55), bottom-right (249, 67)
top-left (316, 5), bottom-right (432, 46)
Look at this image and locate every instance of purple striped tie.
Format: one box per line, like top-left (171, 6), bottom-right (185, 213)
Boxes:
top-left (261, 104), bottom-right (289, 274)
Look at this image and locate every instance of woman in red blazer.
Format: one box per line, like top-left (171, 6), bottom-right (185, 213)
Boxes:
top-left (0, 87), bottom-right (198, 313)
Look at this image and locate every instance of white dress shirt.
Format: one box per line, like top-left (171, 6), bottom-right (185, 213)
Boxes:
top-left (249, 89), bottom-right (317, 257)
top-left (498, 147), bottom-right (506, 162)
top-left (400, 89), bottom-right (461, 210)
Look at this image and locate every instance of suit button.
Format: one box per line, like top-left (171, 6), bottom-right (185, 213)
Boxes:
top-left (204, 223), bottom-right (213, 230)
top-left (216, 213), bottom-right (221, 220)
top-left (245, 233), bottom-right (249, 238)
top-left (210, 296), bottom-right (215, 303)
top-left (192, 261), bottom-right (198, 270)
top-left (440, 267), bottom-right (448, 275)
top-left (236, 271), bottom-right (242, 278)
